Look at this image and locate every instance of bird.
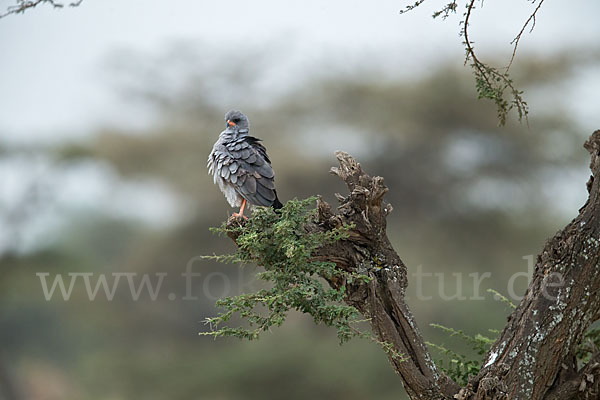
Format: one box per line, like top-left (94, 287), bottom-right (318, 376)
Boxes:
top-left (208, 110), bottom-right (283, 218)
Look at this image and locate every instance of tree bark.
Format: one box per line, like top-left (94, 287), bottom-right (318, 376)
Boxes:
top-left (465, 130), bottom-right (600, 400)
top-left (228, 130), bottom-right (600, 400)
top-left (310, 152), bottom-right (460, 399)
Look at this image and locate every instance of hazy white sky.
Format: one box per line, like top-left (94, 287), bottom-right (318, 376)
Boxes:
top-left (0, 0), bottom-right (599, 142)
top-left (1, 0), bottom-right (598, 253)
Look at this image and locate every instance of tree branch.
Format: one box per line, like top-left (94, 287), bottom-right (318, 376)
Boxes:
top-left (461, 0), bottom-right (529, 125)
top-left (507, 0), bottom-right (546, 71)
top-left (470, 130), bottom-right (600, 400)
top-left (0, 0), bottom-right (83, 20)
top-left (311, 151), bottom-right (460, 399)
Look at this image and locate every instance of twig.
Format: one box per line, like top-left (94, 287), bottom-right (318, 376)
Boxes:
top-left (461, 0), bottom-right (529, 125)
top-left (399, 0), bottom-right (427, 15)
top-left (0, 0), bottom-right (84, 20)
top-left (507, 0), bottom-right (546, 71)
top-left (463, 0), bottom-right (489, 85)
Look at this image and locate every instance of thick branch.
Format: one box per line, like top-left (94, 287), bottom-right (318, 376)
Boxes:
top-left (470, 130), bottom-right (600, 400)
top-left (310, 152), bottom-right (459, 399)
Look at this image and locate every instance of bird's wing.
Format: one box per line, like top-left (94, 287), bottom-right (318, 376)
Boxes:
top-left (216, 136), bottom-right (277, 207)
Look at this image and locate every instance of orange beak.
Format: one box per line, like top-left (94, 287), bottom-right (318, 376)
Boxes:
top-left (227, 120), bottom-right (236, 126)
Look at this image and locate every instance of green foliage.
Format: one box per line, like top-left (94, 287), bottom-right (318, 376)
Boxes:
top-left (471, 61), bottom-right (528, 126)
top-left (487, 288), bottom-right (517, 310)
top-left (432, 1), bottom-right (458, 19)
top-left (428, 299), bottom-right (597, 385)
top-left (201, 198), bottom-right (408, 362)
top-left (460, 0), bottom-right (529, 126)
top-left (424, 291), bottom-right (512, 384)
top-left (426, 323), bottom-right (497, 386)
top-left (577, 326), bottom-right (600, 364)
top-left (201, 197), bottom-right (368, 343)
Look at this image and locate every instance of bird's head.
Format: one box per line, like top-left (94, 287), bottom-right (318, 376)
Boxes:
top-left (225, 110), bottom-right (249, 131)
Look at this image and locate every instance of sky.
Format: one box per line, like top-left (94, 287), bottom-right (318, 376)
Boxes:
top-left (1, 0), bottom-right (599, 143)
top-left (1, 0), bottom-right (599, 254)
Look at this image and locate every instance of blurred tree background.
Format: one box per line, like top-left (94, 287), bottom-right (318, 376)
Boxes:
top-left (1, 37), bottom-right (599, 399)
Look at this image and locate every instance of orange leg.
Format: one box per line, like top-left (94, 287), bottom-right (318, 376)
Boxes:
top-left (233, 199), bottom-right (248, 219)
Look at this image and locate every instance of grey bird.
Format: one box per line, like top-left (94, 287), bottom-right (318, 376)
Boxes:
top-left (208, 110), bottom-right (283, 218)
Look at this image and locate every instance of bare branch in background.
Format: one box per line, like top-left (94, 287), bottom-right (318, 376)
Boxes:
top-left (401, 0), bottom-right (549, 125)
top-left (461, 0), bottom-right (528, 125)
top-left (399, 0), bottom-right (428, 15)
top-left (507, 0), bottom-right (546, 71)
top-left (0, 0), bottom-right (84, 20)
